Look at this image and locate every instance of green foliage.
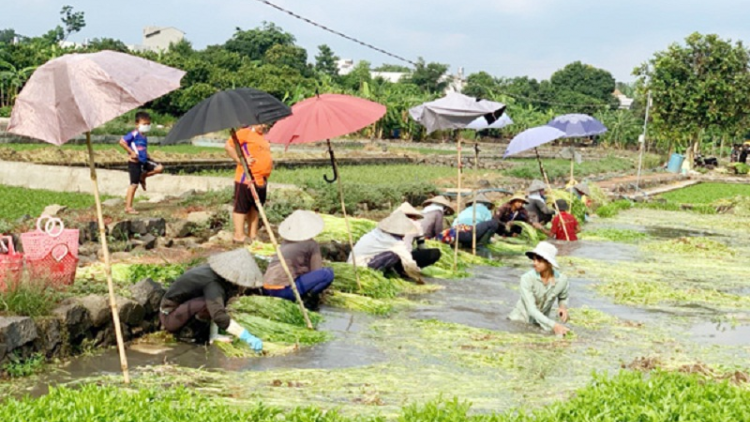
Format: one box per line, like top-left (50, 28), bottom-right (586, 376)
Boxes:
top-left (1, 353), bottom-right (45, 377)
top-left (661, 182), bottom-right (750, 204)
top-left (403, 57), bottom-right (449, 94)
top-left (374, 64), bottom-right (411, 73)
top-left (232, 314), bottom-right (330, 346)
top-left (314, 44), bottom-right (339, 78)
top-left (729, 162), bottom-right (750, 175)
top-left (324, 291), bottom-right (394, 315)
top-left (59, 5), bottom-right (85, 40)
top-left (316, 214), bottom-right (376, 243)
top-left (229, 296), bottom-right (323, 328)
top-left (330, 263), bottom-right (401, 299)
top-left (0, 185), bottom-right (99, 223)
top-left (642, 237), bottom-right (734, 259)
top-left (506, 156), bottom-right (634, 180)
top-left (223, 22), bottom-right (295, 61)
top-left (549, 61), bottom-right (618, 112)
top-left (579, 228), bottom-right (648, 243)
top-left (0, 279), bottom-right (61, 317)
top-left (83, 38), bottom-right (129, 53)
top-left (121, 263), bottom-right (190, 284)
top-left (595, 200), bottom-right (633, 218)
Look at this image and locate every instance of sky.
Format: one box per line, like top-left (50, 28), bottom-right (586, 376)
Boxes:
top-left (3, 0), bottom-right (750, 82)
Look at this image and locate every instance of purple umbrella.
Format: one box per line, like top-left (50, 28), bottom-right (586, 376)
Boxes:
top-left (504, 126), bottom-right (566, 158)
top-left (547, 113), bottom-right (607, 138)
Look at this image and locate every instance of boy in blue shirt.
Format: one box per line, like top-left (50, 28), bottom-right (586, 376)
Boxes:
top-left (119, 111), bottom-right (163, 214)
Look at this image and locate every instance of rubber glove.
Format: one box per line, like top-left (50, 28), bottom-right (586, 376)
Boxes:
top-left (239, 329), bottom-right (263, 352)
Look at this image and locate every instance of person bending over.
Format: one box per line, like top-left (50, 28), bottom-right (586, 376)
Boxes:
top-left (396, 202), bottom-right (441, 269)
top-left (420, 195), bottom-right (454, 239)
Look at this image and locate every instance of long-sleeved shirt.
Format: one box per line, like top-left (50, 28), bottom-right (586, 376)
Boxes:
top-left (421, 206), bottom-right (445, 240)
top-left (349, 228), bottom-right (421, 280)
top-left (452, 204), bottom-right (492, 227)
top-left (494, 202), bottom-right (531, 224)
top-left (263, 239), bottom-right (323, 287)
top-left (525, 195), bottom-right (555, 225)
top-left (508, 270), bottom-right (569, 332)
top-left (160, 265), bottom-right (236, 330)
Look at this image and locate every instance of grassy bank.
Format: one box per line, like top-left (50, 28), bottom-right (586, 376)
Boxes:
top-left (660, 182), bottom-right (750, 203)
top-left (0, 185), bottom-right (105, 224)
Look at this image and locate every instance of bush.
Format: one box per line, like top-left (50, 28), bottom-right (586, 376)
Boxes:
top-left (305, 180), bottom-right (438, 215)
top-left (0, 106), bottom-right (11, 118)
top-left (595, 199), bottom-right (633, 218)
top-left (0, 278), bottom-right (61, 317)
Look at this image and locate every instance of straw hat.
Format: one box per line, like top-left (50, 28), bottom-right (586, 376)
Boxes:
top-left (208, 248), bottom-right (263, 288)
top-left (573, 183), bottom-right (591, 197)
top-left (396, 202), bottom-right (423, 219)
top-left (422, 195), bottom-right (455, 215)
top-left (378, 210), bottom-right (420, 236)
top-left (508, 193), bottom-right (529, 205)
top-left (527, 179), bottom-right (547, 193)
top-left (279, 210), bottom-right (325, 242)
top-left (470, 193), bottom-right (495, 208)
top-left (525, 241), bottom-right (559, 268)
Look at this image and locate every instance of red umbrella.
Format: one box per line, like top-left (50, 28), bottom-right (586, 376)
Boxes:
top-left (267, 94), bottom-right (386, 289)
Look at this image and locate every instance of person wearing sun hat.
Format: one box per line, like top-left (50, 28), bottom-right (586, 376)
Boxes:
top-left (421, 195), bottom-right (455, 239)
top-left (525, 179), bottom-right (555, 226)
top-left (395, 202), bottom-right (442, 270)
top-left (160, 248), bottom-right (264, 349)
top-left (508, 241), bottom-right (571, 337)
top-left (262, 210), bottom-right (334, 307)
top-left (493, 193), bottom-right (535, 237)
top-left (349, 210), bottom-right (424, 283)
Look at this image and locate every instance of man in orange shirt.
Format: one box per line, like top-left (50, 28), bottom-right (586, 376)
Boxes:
top-left (225, 124), bottom-right (273, 243)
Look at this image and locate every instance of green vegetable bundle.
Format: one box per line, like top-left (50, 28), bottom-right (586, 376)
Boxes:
top-left (232, 314), bottom-right (330, 345)
top-left (595, 200), bottom-right (632, 218)
top-left (316, 215), bottom-right (377, 243)
top-left (323, 291), bottom-right (393, 315)
top-left (579, 228), bottom-right (648, 243)
top-left (510, 221), bottom-right (542, 244)
top-left (329, 262), bottom-right (401, 299)
top-left (229, 296), bottom-right (323, 328)
top-left (642, 237), bottom-right (734, 258)
top-left (214, 339), bottom-right (298, 358)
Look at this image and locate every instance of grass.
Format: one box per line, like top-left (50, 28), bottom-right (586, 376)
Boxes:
top-left (1, 353), bottom-right (45, 378)
top-left (0, 279), bottom-right (61, 317)
top-left (660, 182), bottom-right (750, 204)
top-left (505, 156), bottom-right (635, 180)
top-left (579, 228), bottom-right (649, 243)
top-left (0, 185), bottom-right (102, 222)
top-left (0, 143), bottom-right (222, 154)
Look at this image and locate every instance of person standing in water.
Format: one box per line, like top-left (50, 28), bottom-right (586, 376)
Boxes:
top-left (508, 241), bottom-right (570, 337)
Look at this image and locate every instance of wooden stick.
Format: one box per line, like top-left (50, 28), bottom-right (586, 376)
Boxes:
top-left (535, 148), bottom-right (570, 241)
top-left (232, 129), bottom-right (313, 329)
top-left (328, 140), bottom-right (362, 291)
top-left (471, 189), bottom-right (477, 256)
top-left (86, 132), bottom-right (129, 384)
top-left (453, 137), bottom-right (462, 272)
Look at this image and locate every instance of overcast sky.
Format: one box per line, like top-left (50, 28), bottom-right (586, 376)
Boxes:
top-left (4, 0), bottom-right (750, 82)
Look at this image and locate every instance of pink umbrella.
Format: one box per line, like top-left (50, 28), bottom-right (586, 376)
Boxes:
top-left (267, 94), bottom-right (386, 289)
top-left (8, 50), bottom-right (185, 383)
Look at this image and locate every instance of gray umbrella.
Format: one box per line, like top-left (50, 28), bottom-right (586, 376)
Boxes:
top-left (409, 92), bottom-right (506, 134)
top-left (164, 88), bottom-right (291, 143)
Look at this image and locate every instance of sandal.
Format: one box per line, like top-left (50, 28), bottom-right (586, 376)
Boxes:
top-left (125, 208), bottom-right (139, 215)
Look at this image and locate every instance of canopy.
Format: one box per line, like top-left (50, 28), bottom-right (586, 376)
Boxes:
top-left (409, 92), bottom-right (506, 134)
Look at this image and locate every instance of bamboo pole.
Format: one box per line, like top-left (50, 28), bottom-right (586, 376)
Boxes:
top-left (535, 148), bottom-right (570, 241)
top-left (453, 137), bottom-right (462, 272)
top-left (232, 130), bottom-right (313, 329)
top-left (86, 132), bottom-right (129, 384)
top-left (471, 189), bottom-right (477, 256)
top-left (327, 140), bottom-right (362, 291)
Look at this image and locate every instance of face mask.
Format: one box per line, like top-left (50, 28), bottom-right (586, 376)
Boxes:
top-left (138, 124), bottom-right (151, 133)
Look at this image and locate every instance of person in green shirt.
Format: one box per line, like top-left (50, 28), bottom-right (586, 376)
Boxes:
top-left (508, 241), bottom-right (570, 337)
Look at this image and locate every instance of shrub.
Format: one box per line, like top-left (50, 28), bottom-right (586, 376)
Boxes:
top-left (0, 278), bottom-right (61, 317)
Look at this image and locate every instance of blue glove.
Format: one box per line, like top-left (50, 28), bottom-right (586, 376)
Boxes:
top-left (239, 329), bottom-right (263, 352)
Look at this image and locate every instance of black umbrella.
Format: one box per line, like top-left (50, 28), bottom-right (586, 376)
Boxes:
top-left (165, 88), bottom-right (314, 329)
top-left (164, 88), bottom-right (291, 144)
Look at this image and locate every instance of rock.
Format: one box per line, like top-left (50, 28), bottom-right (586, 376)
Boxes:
top-left (319, 241), bottom-right (350, 262)
top-left (15, 214), bottom-right (31, 224)
top-left (33, 317), bottom-right (62, 357)
top-left (115, 297), bottom-right (145, 326)
top-left (146, 194), bottom-right (168, 204)
top-left (77, 295), bottom-right (111, 327)
top-left (78, 221), bottom-right (102, 243)
top-left (155, 237), bottom-right (173, 248)
top-left (0, 317), bottom-right (38, 360)
top-left (78, 255), bottom-right (97, 265)
top-left (172, 237), bottom-right (200, 249)
top-left (167, 219), bottom-right (198, 238)
top-left (42, 204), bottom-right (67, 216)
top-left (208, 230), bottom-right (234, 243)
top-left (78, 242), bottom-right (100, 258)
top-left (129, 218), bottom-right (166, 236)
top-left (108, 220), bottom-right (131, 240)
top-left (129, 278), bottom-right (166, 315)
top-left (179, 189), bottom-right (198, 200)
top-left (52, 302), bottom-right (92, 342)
top-left (130, 233), bottom-right (157, 250)
top-left (102, 198), bottom-right (125, 207)
top-left (187, 211), bottom-right (211, 226)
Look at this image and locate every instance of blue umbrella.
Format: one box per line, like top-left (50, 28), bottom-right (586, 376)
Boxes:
top-left (504, 126), bottom-right (566, 158)
top-left (547, 113), bottom-right (607, 138)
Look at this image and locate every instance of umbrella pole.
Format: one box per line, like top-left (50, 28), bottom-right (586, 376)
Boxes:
top-left (327, 140), bottom-right (362, 291)
top-left (232, 130), bottom-right (313, 329)
top-left (472, 189), bottom-right (477, 256)
top-left (85, 132), bottom-right (130, 384)
top-left (453, 138), bottom-right (462, 272)
top-left (534, 147), bottom-right (570, 241)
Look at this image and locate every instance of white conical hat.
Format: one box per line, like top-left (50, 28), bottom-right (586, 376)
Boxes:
top-left (527, 179), bottom-right (547, 193)
top-left (396, 202), bottom-right (423, 219)
top-left (470, 193), bottom-right (495, 208)
top-left (279, 210), bottom-right (325, 242)
top-left (207, 248), bottom-right (263, 288)
top-left (422, 195), bottom-right (455, 214)
top-left (377, 210), bottom-right (420, 236)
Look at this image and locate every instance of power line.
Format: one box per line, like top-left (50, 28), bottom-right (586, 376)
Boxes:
top-left (252, 0), bottom-right (417, 66)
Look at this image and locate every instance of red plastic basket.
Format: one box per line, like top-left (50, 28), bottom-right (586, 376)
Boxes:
top-left (25, 244), bottom-right (78, 288)
top-left (0, 236), bottom-right (24, 292)
top-left (21, 216), bottom-right (79, 260)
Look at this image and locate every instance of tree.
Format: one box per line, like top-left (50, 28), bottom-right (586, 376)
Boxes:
top-left (405, 58), bottom-right (448, 94)
top-left (85, 38), bottom-right (128, 53)
top-left (224, 22), bottom-right (295, 61)
top-left (340, 60), bottom-right (372, 92)
top-left (264, 44), bottom-right (308, 74)
top-left (314, 44), bottom-right (339, 77)
top-left (374, 64), bottom-right (410, 73)
top-left (550, 61), bottom-right (617, 110)
top-left (60, 5), bottom-right (85, 40)
top-left (463, 71), bottom-right (498, 98)
top-left (0, 29), bottom-right (18, 45)
top-left (634, 32), bottom-right (750, 156)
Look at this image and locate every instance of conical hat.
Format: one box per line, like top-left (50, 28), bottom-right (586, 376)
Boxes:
top-left (527, 179), bottom-right (547, 193)
top-left (279, 210), bottom-right (324, 241)
top-left (573, 183), bottom-right (591, 197)
top-left (470, 193), bottom-right (494, 208)
top-left (378, 210), bottom-right (420, 236)
top-left (207, 248), bottom-right (263, 288)
top-left (508, 193), bottom-right (528, 204)
top-left (396, 202), bottom-right (423, 219)
top-left (422, 195), bottom-right (455, 214)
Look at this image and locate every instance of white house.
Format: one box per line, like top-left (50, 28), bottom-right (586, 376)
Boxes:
top-left (613, 89), bottom-right (634, 110)
top-left (128, 26), bottom-right (185, 53)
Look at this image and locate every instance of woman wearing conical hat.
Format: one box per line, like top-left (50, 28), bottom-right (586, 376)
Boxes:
top-left (395, 202), bottom-right (442, 270)
top-left (160, 249), bottom-right (264, 350)
top-left (349, 210), bottom-right (424, 284)
top-left (525, 179), bottom-right (555, 226)
top-left (420, 195), bottom-right (455, 240)
top-left (262, 210), bottom-right (334, 309)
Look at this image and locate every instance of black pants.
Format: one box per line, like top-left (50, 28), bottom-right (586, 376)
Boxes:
top-left (457, 220), bottom-right (499, 247)
top-left (412, 248), bottom-right (441, 268)
top-left (497, 223), bottom-right (523, 237)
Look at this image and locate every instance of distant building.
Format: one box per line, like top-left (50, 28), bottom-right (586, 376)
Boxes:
top-left (128, 26), bottom-right (185, 53)
top-left (337, 59), bottom-right (466, 94)
top-left (613, 89), bottom-right (634, 110)
top-left (371, 71), bottom-right (406, 83)
top-left (336, 59), bottom-right (355, 76)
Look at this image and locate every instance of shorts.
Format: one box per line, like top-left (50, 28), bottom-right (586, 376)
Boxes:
top-left (128, 160), bottom-right (160, 185)
top-left (233, 181), bottom-right (267, 214)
